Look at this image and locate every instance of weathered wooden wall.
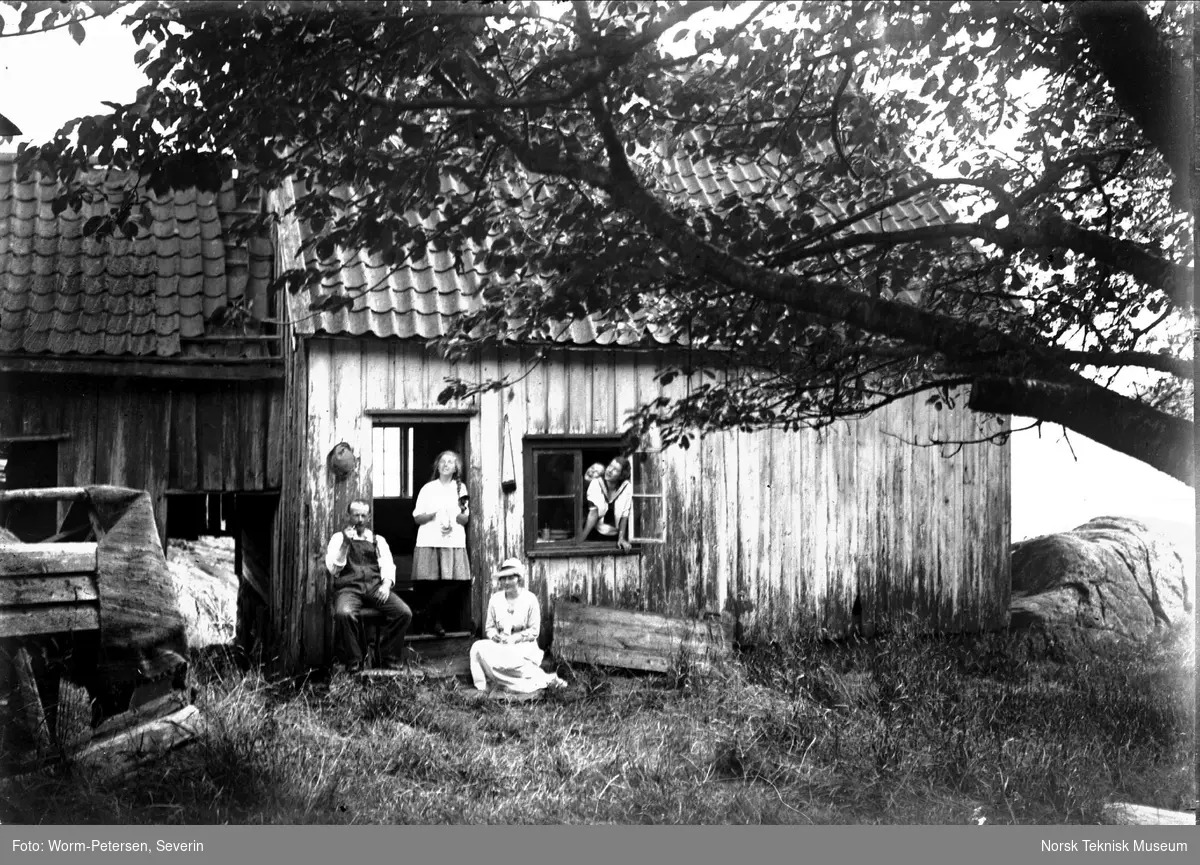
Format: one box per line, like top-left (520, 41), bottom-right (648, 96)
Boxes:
top-left (270, 327), bottom-right (312, 671)
top-left (287, 336), bottom-right (1010, 666)
top-left (0, 374), bottom-right (284, 547)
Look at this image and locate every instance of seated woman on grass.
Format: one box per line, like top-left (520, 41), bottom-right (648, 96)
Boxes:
top-left (468, 557), bottom-right (565, 694)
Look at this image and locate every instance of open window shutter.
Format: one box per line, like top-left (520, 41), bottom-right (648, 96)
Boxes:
top-left (630, 449), bottom-right (665, 543)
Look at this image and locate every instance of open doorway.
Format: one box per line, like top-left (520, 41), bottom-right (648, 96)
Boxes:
top-left (370, 420), bottom-right (471, 636)
top-left (164, 491), bottom-right (277, 653)
top-left (0, 439), bottom-right (59, 541)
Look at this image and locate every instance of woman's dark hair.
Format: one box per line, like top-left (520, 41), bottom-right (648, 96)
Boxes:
top-left (430, 450), bottom-right (463, 482)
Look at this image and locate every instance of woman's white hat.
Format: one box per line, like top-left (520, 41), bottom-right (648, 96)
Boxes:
top-left (493, 557), bottom-right (526, 581)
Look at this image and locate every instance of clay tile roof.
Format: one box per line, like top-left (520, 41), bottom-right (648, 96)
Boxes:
top-left (276, 143), bottom-right (951, 344)
top-left (0, 154), bottom-right (274, 358)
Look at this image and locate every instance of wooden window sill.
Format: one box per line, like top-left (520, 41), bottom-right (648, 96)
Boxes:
top-left (525, 543), bottom-right (640, 559)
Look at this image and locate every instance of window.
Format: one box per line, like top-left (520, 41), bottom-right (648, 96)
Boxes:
top-left (371, 425), bottom-right (415, 499)
top-left (630, 450), bottom-right (665, 543)
top-left (523, 436), bottom-right (664, 555)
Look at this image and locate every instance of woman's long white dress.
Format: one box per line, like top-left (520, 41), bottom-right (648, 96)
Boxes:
top-left (469, 587), bottom-right (560, 693)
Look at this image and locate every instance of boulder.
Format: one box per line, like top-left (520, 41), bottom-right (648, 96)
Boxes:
top-left (1008, 517), bottom-right (1192, 662)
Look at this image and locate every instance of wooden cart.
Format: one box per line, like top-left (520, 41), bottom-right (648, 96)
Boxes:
top-left (1, 486), bottom-right (196, 774)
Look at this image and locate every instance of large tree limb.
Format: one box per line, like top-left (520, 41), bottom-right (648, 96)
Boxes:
top-left (777, 218), bottom-right (1192, 310)
top-left (583, 169), bottom-right (1194, 482)
top-left (967, 376), bottom-right (1193, 484)
top-left (1070, 1), bottom-right (1193, 208)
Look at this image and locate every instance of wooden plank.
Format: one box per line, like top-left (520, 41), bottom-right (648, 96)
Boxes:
top-left (545, 350), bottom-right (568, 434)
top-left (738, 430), bottom-right (764, 628)
top-left (12, 647), bottom-right (52, 756)
top-left (0, 604), bottom-right (101, 636)
top-left (471, 351), bottom-right (501, 611)
top-left (0, 433), bottom-right (72, 443)
top-left (265, 380), bottom-right (285, 489)
top-left (91, 691), bottom-right (190, 740)
top-left (524, 346), bottom-right (548, 435)
top-left (331, 338), bottom-right (365, 509)
top-left (0, 575), bottom-right (98, 606)
top-left (170, 388), bottom-right (198, 490)
top-left (223, 384), bottom-right (244, 491)
top-left (1101, 803), bottom-right (1196, 826)
top-left (590, 350), bottom-right (616, 434)
top-left (403, 634), bottom-right (472, 679)
top-left (92, 387), bottom-right (121, 486)
top-left (0, 488), bottom-right (88, 503)
top-left (303, 340), bottom-right (336, 667)
top-left (0, 542), bottom-right (97, 575)
top-left (359, 340), bottom-right (393, 411)
top-left (500, 348), bottom-right (526, 557)
top-left (398, 341), bottom-right (427, 410)
top-left (142, 390), bottom-right (169, 548)
top-left (197, 386), bottom-right (225, 490)
top-left (75, 704), bottom-right (202, 779)
top-left (121, 388), bottom-right (151, 494)
top-left (566, 351), bottom-right (593, 434)
top-left (0, 355), bottom-right (282, 380)
top-left (553, 601), bottom-right (734, 673)
top-left (241, 384), bottom-right (266, 490)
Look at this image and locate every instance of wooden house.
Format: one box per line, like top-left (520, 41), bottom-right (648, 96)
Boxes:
top-left (269, 153), bottom-right (1012, 671)
top-left (0, 154), bottom-right (283, 643)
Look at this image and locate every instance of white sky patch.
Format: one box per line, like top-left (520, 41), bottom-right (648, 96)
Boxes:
top-left (0, 8), bottom-right (147, 146)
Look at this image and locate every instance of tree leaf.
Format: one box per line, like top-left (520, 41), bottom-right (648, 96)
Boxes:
top-left (69, 18), bottom-right (86, 45)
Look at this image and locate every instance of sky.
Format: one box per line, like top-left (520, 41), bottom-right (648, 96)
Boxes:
top-left (0, 7), bottom-right (1194, 562)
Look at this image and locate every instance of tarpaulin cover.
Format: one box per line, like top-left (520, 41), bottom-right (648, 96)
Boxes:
top-left (66, 486), bottom-right (189, 687)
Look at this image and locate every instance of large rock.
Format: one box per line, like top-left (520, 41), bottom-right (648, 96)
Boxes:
top-left (1008, 517), bottom-right (1192, 662)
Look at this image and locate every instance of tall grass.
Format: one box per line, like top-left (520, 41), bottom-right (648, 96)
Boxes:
top-left (2, 626), bottom-right (1193, 824)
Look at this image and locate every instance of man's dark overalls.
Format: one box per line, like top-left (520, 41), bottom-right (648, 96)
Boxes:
top-left (332, 533), bottom-right (412, 670)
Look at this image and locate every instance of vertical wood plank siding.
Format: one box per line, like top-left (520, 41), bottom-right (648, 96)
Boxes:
top-left (287, 336), bottom-right (1009, 663)
top-left (0, 374), bottom-right (283, 552)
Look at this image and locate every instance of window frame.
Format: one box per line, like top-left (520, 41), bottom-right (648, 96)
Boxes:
top-left (523, 434), bottom-right (647, 558)
top-left (370, 423), bottom-right (415, 500)
top-left (629, 447), bottom-right (666, 544)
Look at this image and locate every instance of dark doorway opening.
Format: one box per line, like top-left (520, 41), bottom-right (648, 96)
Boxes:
top-left (0, 440), bottom-right (59, 541)
top-left (371, 420), bottom-right (472, 636)
top-left (164, 491), bottom-right (278, 654)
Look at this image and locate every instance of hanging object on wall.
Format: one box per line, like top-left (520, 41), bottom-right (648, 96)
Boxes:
top-left (328, 442), bottom-right (356, 478)
top-left (501, 415), bottom-right (517, 494)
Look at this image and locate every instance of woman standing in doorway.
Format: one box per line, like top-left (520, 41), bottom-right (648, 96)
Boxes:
top-left (412, 450), bottom-right (470, 636)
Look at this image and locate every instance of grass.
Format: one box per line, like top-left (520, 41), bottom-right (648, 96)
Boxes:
top-left (2, 620), bottom-right (1194, 825)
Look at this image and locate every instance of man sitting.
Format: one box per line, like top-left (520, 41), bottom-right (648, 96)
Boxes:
top-left (325, 500), bottom-right (412, 672)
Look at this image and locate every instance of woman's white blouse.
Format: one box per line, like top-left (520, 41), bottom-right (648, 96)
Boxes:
top-left (414, 479), bottom-right (467, 548)
top-left (484, 588), bottom-right (541, 642)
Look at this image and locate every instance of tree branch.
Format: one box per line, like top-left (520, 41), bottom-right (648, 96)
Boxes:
top-left (968, 375), bottom-right (1193, 484)
top-left (1070, 1), bottom-right (1193, 207)
top-left (774, 218), bottom-right (1192, 309)
top-left (522, 0), bottom-right (722, 83)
